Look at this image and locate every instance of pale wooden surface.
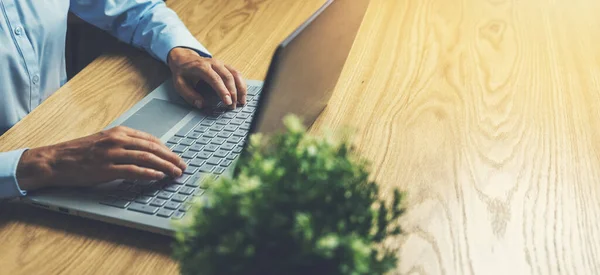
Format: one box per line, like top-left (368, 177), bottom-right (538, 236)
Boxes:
top-left (1, 0), bottom-right (600, 274)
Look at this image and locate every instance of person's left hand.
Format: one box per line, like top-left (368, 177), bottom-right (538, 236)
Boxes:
top-left (167, 47), bottom-right (247, 109)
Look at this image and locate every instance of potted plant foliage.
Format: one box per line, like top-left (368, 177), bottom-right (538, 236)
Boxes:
top-left (174, 115), bottom-right (404, 275)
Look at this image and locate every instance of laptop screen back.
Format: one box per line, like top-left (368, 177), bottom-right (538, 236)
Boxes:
top-left (250, 0), bottom-right (370, 135)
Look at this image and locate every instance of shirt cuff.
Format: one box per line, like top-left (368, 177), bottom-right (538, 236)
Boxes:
top-left (151, 27), bottom-right (212, 64)
top-left (0, 149), bottom-right (28, 200)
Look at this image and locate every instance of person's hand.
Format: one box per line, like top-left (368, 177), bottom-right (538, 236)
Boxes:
top-left (167, 47), bottom-right (247, 109)
top-left (16, 126), bottom-right (187, 191)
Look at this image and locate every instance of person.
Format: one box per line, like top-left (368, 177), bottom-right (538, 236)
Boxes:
top-left (0, 0), bottom-right (247, 199)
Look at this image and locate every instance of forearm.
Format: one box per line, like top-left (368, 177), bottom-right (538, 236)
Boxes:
top-left (69, 0), bottom-right (211, 63)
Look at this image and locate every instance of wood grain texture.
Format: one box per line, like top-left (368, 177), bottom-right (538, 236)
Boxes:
top-left (0, 0), bottom-right (326, 274)
top-left (2, 0), bottom-right (600, 274)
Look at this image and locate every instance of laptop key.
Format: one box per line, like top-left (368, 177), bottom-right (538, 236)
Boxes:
top-left (164, 201), bottom-right (181, 210)
top-left (203, 131), bottom-right (218, 138)
top-left (214, 150), bottom-right (229, 158)
top-left (228, 136), bottom-right (243, 144)
top-left (164, 184), bottom-right (182, 192)
top-left (180, 138), bottom-right (195, 146)
top-left (174, 174), bottom-right (191, 185)
top-left (135, 195), bottom-right (153, 204)
top-left (185, 174), bottom-right (201, 187)
top-left (199, 164), bottom-right (216, 173)
top-left (150, 198), bottom-right (167, 207)
top-left (224, 125), bottom-right (238, 132)
top-left (242, 106), bottom-right (256, 113)
top-left (189, 144), bottom-right (204, 152)
top-left (196, 137), bottom-right (211, 145)
top-left (157, 209), bottom-right (174, 218)
top-left (168, 137), bottom-right (182, 144)
top-left (210, 124), bottom-right (225, 131)
top-left (206, 157), bottom-right (222, 166)
top-left (216, 118), bottom-right (231, 125)
top-left (179, 186), bottom-right (195, 195)
top-left (204, 144), bottom-right (219, 152)
top-left (233, 130), bottom-right (246, 137)
top-left (211, 138), bottom-right (226, 145)
top-left (189, 158), bottom-right (205, 167)
top-left (223, 113), bottom-right (236, 119)
top-left (240, 122), bottom-right (251, 130)
top-left (100, 198), bottom-right (131, 209)
top-left (220, 160), bottom-right (233, 167)
top-left (233, 146), bottom-right (244, 153)
top-left (231, 118), bottom-right (244, 125)
top-left (248, 101), bottom-right (258, 107)
top-left (236, 113), bottom-right (250, 119)
top-left (200, 120), bottom-right (215, 126)
top-left (214, 167), bottom-right (226, 174)
top-left (194, 125), bottom-right (209, 133)
top-left (220, 143), bottom-right (236, 151)
top-left (247, 86), bottom-right (261, 95)
top-left (166, 143), bottom-right (177, 150)
top-left (226, 153), bottom-right (239, 160)
top-left (181, 151), bottom-right (198, 159)
top-left (218, 132), bottom-right (233, 138)
top-left (172, 194), bottom-right (188, 202)
top-left (197, 151), bottom-right (212, 159)
top-left (172, 211), bottom-right (186, 220)
top-left (128, 203), bottom-right (159, 214)
top-left (143, 189), bottom-right (160, 196)
top-left (180, 204), bottom-right (192, 212)
top-left (175, 116), bottom-right (203, 137)
top-left (157, 191), bottom-right (174, 199)
top-left (184, 166), bottom-right (199, 175)
top-left (187, 131), bottom-right (202, 139)
top-left (172, 145), bottom-right (187, 153)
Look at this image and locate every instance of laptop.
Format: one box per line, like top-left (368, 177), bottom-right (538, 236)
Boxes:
top-left (21, 0), bottom-right (370, 235)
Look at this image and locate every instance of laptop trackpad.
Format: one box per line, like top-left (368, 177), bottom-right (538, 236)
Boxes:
top-left (120, 99), bottom-right (192, 138)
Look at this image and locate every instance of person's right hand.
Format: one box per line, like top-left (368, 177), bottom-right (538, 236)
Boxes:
top-left (16, 126), bottom-right (187, 191)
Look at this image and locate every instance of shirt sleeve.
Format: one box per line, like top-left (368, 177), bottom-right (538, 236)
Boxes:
top-left (0, 149), bottom-right (28, 200)
top-left (69, 0), bottom-right (212, 64)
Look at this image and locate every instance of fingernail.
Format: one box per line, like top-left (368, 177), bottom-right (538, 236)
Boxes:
top-left (194, 100), bottom-right (203, 109)
top-left (156, 172), bottom-right (166, 179)
top-left (224, 95), bottom-right (233, 105)
top-left (173, 168), bottom-right (182, 177)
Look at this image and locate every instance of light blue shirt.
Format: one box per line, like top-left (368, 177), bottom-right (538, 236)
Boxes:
top-left (0, 0), bottom-right (211, 199)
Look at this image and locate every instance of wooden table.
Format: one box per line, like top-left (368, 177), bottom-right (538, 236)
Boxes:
top-left (1, 0), bottom-right (600, 274)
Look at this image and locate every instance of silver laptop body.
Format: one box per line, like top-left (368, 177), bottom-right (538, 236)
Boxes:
top-left (21, 0), bottom-right (370, 235)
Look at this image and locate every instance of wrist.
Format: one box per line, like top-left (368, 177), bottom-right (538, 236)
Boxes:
top-left (16, 147), bottom-right (55, 191)
top-left (168, 47), bottom-right (202, 68)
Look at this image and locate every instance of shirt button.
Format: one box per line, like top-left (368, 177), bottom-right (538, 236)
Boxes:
top-left (32, 75), bottom-right (40, 84)
top-left (14, 26), bottom-right (23, 36)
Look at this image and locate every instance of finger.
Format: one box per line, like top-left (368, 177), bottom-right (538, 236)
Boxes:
top-left (213, 64), bottom-right (237, 109)
top-left (197, 67), bottom-right (233, 106)
top-left (174, 76), bottom-right (206, 109)
top-left (107, 164), bottom-right (165, 181)
top-left (109, 148), bottom-right (183, 178)
top-left (225, 64), bottom-right (247, 105)
top-left (120, 135), bottom-right (187, 171)
top-left (118, 126), bottom-right (163, 145)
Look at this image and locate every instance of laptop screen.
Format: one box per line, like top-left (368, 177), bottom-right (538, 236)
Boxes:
top-left (248, 0), bottom-right (370, 136)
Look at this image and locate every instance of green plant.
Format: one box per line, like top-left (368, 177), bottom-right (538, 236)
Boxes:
top-left (173, 115), bottom-right (404, 275)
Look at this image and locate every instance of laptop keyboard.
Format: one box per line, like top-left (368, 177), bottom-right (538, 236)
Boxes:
top-left (99, 85), bottom-right (262, 220)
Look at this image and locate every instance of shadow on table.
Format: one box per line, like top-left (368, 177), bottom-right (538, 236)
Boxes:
top-left (0, 200), bottom-right (173, 257)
